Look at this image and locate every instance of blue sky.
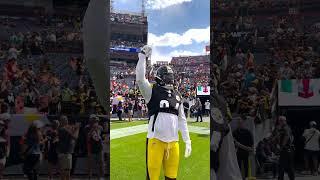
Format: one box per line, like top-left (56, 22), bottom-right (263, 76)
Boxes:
top-left (113, 0), bottom-right (210, 62)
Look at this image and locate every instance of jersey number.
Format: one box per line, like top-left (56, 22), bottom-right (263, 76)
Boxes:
top-left (159, 100), bottom-right (179, 110)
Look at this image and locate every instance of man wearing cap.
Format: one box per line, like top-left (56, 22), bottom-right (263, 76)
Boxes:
top-left (86, 114), bottom-right (104, 179)
top-left (302, 121), bottom-right (320, 175)
top-left (136, 45), bottom-right (191, 180)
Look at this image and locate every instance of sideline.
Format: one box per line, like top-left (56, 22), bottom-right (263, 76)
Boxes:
top-left (111, 124), bottom-right (210, 140)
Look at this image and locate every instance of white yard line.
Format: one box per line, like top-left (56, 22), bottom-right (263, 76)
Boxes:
top-left (188, 126), bottom-right (210, 135)
top-left (111, 124), bottom-right (148, 140)
top-left (111, 124), bottom-right (209, 140)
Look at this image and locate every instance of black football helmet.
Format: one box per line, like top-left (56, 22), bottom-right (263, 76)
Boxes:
top-left (155, 66), bottom-right (174, 86)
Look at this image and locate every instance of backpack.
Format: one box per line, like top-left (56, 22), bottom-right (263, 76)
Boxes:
top-left (301, 130), bottom-right (316, 148)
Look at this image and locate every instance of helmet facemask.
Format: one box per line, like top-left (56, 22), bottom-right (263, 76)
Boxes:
top-left (155, 66), bottom-right (175, 87)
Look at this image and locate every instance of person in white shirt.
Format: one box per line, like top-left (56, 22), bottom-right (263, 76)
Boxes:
top-left (136, 45), bottom-right (191, 180)
top-left (280, 62), bottom-right (294, 80)
top-left (205, 100), bottom-right (210, 116)
top-left (302, 121), bottom-right (320, 176)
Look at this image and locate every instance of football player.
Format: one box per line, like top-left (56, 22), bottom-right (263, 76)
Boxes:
top-left (136, 45), bottom-right (192, 180)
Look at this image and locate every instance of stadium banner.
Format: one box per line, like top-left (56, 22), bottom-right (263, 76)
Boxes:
top-left (110, 47), bottom-right (140, 53)
top-left (278, 79), bottom-right (320, 106)
top-left (8, 114), bottom-right (50, 136)
top-left (230, 31), bottom-right (250, 37)
top-left (196, 85), bottom-right (210, 96)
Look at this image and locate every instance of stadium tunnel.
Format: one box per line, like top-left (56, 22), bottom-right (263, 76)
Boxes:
top-left (280, 106), bottom-right (320, 170)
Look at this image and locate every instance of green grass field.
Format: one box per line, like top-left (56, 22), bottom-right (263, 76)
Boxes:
top-left (188, 121), bottom-right (210, 128)
top-left (111, 120), bottom-right (148, 129)
top-left (111, 120), bottom-right (209, 130)
top-left (111, 132), bottom-right (210, 180)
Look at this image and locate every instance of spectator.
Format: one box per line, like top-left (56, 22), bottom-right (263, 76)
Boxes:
top-left (57, 116), bottom-right (80, 180)
top-left (233, 118), bottom-right (254, 180)
top-left (195, 98), bottom-right (203, 122)
top-left (302, 121), bottom-right (320, 176)
top-left (205, 100), bottom-right (210, 116)
top-left (274, 116), bottom-right (295, 180)
top-left (117, 101), bottom-right (123, 121)
top-left (256, 138), bottom-right (278, 178)
top-left (46, 120), bottom-right (60, 180)
top-left (243, 68), bottom-right (256, 90)
top-left (182, 97), bottom-right (190, 119)
top-left (87, 115), bottom-right (105, 179)
top-left (21, 123), bottom-right (43, 180)
top-left (279, 62), bottom-right (294, 79)
top-left (127, 100), bottom-right (133, 122)
top-left (61, 84), bottom-right (73, 102)
top-left (141, 103), bottom-right (147, 118)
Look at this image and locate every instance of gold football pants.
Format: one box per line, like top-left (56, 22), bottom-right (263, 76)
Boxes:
top-left (146, 138), bottom-right (179, 180)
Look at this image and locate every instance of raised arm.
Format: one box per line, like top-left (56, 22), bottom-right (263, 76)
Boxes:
top-left (136, 46), bottom-right (152, 103)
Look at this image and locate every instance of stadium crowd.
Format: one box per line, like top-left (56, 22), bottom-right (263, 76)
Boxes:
top-left (213, 3), bottom-right (320, 179)
top-left (110, 39), bottom-right (144, 48)
top-left (110, 12), bottom-right (147, 25)
top-left (213, 0), bottom-right (319, 13)
top-left (0, 8), bottom-right (111, 179)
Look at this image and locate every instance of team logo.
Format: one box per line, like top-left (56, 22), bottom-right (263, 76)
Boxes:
top-left (176, 95), bottom-right (181, 101)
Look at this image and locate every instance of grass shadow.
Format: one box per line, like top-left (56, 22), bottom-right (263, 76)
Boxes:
top-left (197, 134), bottom-right (210, 138)
top-left (111, 120), bottom-right (148, 124)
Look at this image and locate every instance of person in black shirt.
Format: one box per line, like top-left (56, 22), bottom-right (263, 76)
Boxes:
top-left (274, 116), bottom-right (295, 180)
top-left (127, 100), bottom-right (133, 122)
top-left (233, 118), bottom-right (254, 180)
top-left (117, 101), bottom-right (123, 121)
top-left (46, 120), bottom-right (60, 180)
top-left (182, 97), bottom-right (189, 119)
top-left (195, 98), bottom-right (203, 122)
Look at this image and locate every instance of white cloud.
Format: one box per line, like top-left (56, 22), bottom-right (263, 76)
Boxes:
top-left (150, 47), bottom-right (204, 63)
top-left (148, 26), bottom-right (210, 47)
top-left (146, 0), bottom-right (192, 10)
top-left (151, 47), bottom-right (172, 62)
top-left (118, 0), bottom-right (129, 3)
top-left (170, 50), bottom-right (200, 57)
